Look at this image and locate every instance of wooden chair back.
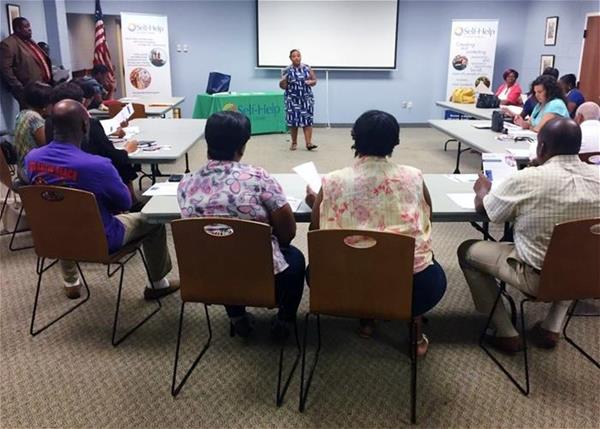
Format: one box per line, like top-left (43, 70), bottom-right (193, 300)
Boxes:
top-left (307, 229), bottom-right (415, 320)
top-left (537, 218), bottom-right (600, 301)
top-left (18, 185), bottom-right (110, 262)
top-left (171, 218), bottom-right (276, 307)
top-left (579, 151), bottom-right (600, 165)
top-left (0, 149), bottom-right (13, 189)
top-left (108, 102), bottom-right (147, 121)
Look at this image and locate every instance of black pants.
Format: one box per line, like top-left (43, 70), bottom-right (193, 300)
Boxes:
top-left (225, 245), bottom-right (306, 322)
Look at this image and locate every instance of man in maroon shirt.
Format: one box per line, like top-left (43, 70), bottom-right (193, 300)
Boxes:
top-left (0, 17), bottom-right (52, 108)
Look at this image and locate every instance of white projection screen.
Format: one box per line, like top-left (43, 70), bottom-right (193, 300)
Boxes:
top-left (256, 0), bottom-right (399, 69)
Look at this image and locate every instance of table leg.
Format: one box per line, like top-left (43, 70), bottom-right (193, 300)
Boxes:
top-left (454, 141), bottom-right (462, 174)
top-left (185, 153), bottom-right (190, 174)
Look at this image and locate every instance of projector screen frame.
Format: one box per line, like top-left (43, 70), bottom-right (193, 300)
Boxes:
top-left (255, 0), bottom-right (400, 70)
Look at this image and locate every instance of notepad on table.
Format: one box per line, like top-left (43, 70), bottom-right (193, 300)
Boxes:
top-left (142, 182), bottom-right (179, 196)
top-left (447, 193), bottom-right (475, 209)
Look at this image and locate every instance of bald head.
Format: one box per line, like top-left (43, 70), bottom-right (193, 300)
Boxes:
top-left (575, 102), bottom-right (600, 124)
top-left (537, 117), bottom-right (582, 161)
top-left (52, 99), bottom-right (89, 145)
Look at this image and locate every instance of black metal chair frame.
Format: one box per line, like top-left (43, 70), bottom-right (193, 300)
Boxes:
top-left (171, 302), bottom-right (300, 406)
top-left (0, 188), bottom-right (33, 251)
top-left (299, 313), bottom-right (419, 424)
top-left (30, 247), bottom-right (162, 346)
top-left (480, 285), bottom-right (599, 396)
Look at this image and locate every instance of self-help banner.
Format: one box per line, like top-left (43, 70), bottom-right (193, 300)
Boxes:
top-left (121, 12), bottom-right (172, 98)
top-left (446, 20), bottom-right (498, 100)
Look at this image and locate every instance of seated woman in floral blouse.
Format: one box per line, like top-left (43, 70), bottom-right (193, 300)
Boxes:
top-left (306, 110), bottom-right (447, 356)
top-left (177, 111), bottom-right (305, 339)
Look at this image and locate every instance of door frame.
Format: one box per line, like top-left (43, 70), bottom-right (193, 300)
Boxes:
top-left (578, 12), bottom-right (600, 82)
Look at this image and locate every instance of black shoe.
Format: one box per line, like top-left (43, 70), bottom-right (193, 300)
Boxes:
top-left (143, 281), bottom-right (180, 300)
top-left (231, 314), bottom-right (254, 338)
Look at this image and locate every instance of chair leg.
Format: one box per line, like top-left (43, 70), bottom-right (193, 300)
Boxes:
top-left (30, 258), bottom-right (91, 336)
top-left (563, 300), bottom-right (600, 369)
top-left (299, 313), bottom-right (322, 412)
top-left (0, 188), bottom-right (9, 223)
top-left (479, 288), bottom-right (530, 396)
top-left (172, 303), bottom-right (213, 396)
top-left (110, 249), bottom-right (161, 346)
top-left (276, 319), bottom-right (301, 406)
top-left (409, 317), bottom-right (418, 424)
top-left (8, 205), bottom-right (33, 251)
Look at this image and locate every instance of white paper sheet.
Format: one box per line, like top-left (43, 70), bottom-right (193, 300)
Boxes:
top-left (286, 197), bottom-right (302, 212)
top-left (447, 193), bottom-right (475, 209)
top-left (114, 103), bottom-right (135, 124)
top-left (142, 182), bottom-right (179, 196)
top-left (445, 174), bottom-right (478, 183)
top-left (506, 148), bottom-right (532, 159)
top-left (292, 161), bottom-right (321, 193)
top-left (482, 153), bottom-right (517, 188)
top-left (502, 105), bottom-right (523, 116)
top-left (100, 118), bottom-right (120, 136)
top-left (122, 126), bottom-right (140, 140)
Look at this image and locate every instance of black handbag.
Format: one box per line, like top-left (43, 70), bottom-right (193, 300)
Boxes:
top-left (0, 140), bottom-right (17, 165)
top-left (491, 110), bottom-right (504, 132)
top-left (476, 93), bottom-right (500, 108)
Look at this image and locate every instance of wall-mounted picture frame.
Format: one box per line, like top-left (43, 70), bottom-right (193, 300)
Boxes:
top-left (6, 4), bottom-right (21, 35)
top-left (544, 16), bottom-right (559, 46)
top-left (540, 54), bottom-right (555, 74)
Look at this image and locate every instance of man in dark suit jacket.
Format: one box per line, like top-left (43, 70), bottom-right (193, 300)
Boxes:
top-left (0, 17), bottom-right (52, 107)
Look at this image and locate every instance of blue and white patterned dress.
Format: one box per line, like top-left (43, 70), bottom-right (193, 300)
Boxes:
top-left (283, 63), bottom-right (314, 127)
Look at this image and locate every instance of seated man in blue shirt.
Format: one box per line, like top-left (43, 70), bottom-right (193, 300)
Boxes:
top-left (26, 99), bottom-right (179, 300)
top-left (559, 74), bottom-right (585, 118)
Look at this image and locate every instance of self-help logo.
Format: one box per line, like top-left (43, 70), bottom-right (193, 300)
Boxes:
top-left (454, 26), bottom-right (496, 37)
top-left (127, 22), bottom-right (165, 33)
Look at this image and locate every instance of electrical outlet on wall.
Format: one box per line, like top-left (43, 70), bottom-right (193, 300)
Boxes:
top-left (176, 44), bottom-right (182, 52)
top-left (407, 101), bottom-right (413, 109)
top-left (183, 44), bottom-right (189, 53)
top-left (401, 101), bottom-right (407, 108)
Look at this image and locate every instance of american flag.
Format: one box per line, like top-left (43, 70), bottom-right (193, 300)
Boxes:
top-left (93, 0), bottom-right (115, 87)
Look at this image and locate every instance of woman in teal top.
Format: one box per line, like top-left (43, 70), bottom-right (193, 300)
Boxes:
top-left (514, 75), bottom-right (568, 132)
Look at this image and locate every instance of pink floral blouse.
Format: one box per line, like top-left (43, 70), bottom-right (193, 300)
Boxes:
top-left (320, 156), bottom-right (433, 273)
top-left (177, 160), bottom-right (289, 274)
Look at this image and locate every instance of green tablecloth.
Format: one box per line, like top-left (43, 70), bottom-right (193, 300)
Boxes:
top-left (192, 92), bottom-right (287, 135)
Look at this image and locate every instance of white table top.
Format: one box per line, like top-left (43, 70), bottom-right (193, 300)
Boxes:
top-left (127, 118), bottom-right (206, 163)
top-left (435, 101), bottom-right (495, 120)
top-left (428, 119), bottom-right (531, 157)
top-left (141, 173), bottom-right (484, 224)
top-left (90, 96), bottom-right (186, 118)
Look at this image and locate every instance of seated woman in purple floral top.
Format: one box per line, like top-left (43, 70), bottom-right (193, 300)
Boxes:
top-left (177, 111), bottom-right (305, 339)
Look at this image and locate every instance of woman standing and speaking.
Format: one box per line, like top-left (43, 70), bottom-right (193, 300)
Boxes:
top-left (279, 49), bottom-right (318, 151)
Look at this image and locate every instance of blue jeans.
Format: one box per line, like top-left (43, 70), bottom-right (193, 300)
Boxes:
top-left (225, 245), bottom-right (306, 322)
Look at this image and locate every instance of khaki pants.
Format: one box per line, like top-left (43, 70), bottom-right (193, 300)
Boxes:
top-left (457, 240), bottom-right (570, 337)
top-left (60, 213), bottom-right (172, 286)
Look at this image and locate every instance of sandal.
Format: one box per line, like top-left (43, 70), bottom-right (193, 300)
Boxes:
top-left (416, 334), bottom-right (429, 358)
top-left (306, 144), bottom-right (318, 151)
top-left (290, 142), bottom-right (298, 151)
top-left (358, 319), bottom-right (375, 338)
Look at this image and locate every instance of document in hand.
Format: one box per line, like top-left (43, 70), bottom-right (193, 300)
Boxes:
top-left (482, 153), bottom-right (517, 188)
top-left (292, 161), bottom-right (322, 193)
top-left (100, 118), bottom-right (120, 136)
top-left (114, 103), bottom-right (135, 124)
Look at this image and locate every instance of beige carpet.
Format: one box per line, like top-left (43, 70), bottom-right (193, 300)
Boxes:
top-left (1, 127), bottom-right (598, 428)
